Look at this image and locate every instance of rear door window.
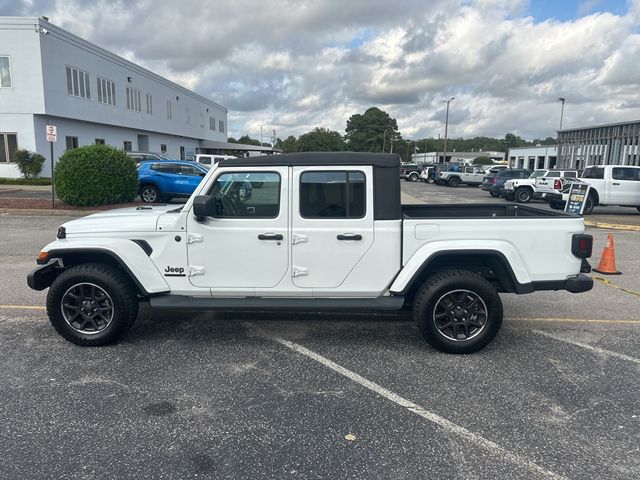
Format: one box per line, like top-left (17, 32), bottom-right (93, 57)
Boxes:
top-left (151, 163), bottom-right (180, 174)
top-left (583, 167), bottom-right (604, 179)
top-left (612, 167), bottom-right (640, 181)
top-left (300, 171), bottom-right (365, 218)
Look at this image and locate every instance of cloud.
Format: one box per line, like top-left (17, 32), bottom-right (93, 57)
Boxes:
top-left (3, 0), bottom-right (640, 140)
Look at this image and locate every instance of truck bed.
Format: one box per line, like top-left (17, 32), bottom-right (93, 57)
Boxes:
top-left (402, 203), bottom-right (573, 218)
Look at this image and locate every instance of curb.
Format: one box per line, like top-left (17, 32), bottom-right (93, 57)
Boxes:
top-left (0, 208), bottom-right (99, 217)
top-left (584, 220), bottom-right (640, 232)
top-left (0, 188), bottom-right (22, 194)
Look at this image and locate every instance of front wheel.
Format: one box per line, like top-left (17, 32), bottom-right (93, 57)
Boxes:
top-left (46, 263), bottom-right (139, 346)
top-left (409, 173), bottom-right (419, 182)
top-left (140, 185), bottom-right (161, 203)
top-left (515, 187), bottom-right (532, 203)
top-left (413, 269), bottom-right (503, 354)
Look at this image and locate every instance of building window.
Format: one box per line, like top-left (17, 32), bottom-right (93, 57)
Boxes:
top-left (95, 138), bottom-right (105, 145)
top-left (166, 100), bottom-right (172, 120)
top-left (186, 107), bottom-right (190, 124)
top-left (180, 146), bottom-right (185, 160)
top-left (0, 57), bottom-right (12, 88)
top-left (146, 93), bottom-right (153, 115)
top-left (300, 171), bottom-right (366, 218)
top-left (219, 120), bottom-right (225, 133)
top-left (123, 141), bottom-right (132, 152)
top-left (200, 112), bottom-right (205, 128)
top-left (0, 133), bottom-right (18, 162)
top-left (66, 66), bottom-right (91, 99)
top-left (160, 144), bottom-right (167, 153)
top-left (209, 116), bottom-right (215, 131)
top-left (126, 87), bottom-right (141, 112)
top-left (65, 136), bottom-right (79, 150)
top-left (97, 77), bottom-right (116, 106)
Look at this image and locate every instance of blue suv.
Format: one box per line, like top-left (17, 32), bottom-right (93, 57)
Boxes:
top-left (138, 160), bottom-right (209, 203)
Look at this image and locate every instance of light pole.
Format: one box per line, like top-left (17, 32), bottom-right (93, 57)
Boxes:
top-left (557, 97), bottom-right (565, 130)
top-left (390, 137), bottom-right (395, 153)
top-left (382, 130), bottom-right (387, 152)
top-left (260, 125), bottom-right (264, 146)
top-left (443, 97), bottom-right (454, 163)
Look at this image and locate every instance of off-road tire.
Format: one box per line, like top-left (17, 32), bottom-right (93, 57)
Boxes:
top-left (447, 177), bottom-right (461, 187)
top-left (46, 263), bottom-right (139, 346)
top-left (413, 269), bottom-right (503, 354)
top-left (515, 187), bottom-right (532, 203)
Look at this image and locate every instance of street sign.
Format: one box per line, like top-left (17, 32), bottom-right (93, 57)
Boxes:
top-left (46, 125), bottom-right (57, 142)
top-left (565, 182), bottom-right (590, 215)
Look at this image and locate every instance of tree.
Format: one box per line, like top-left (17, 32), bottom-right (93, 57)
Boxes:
top-left (296, 128), bottom-right (346, 152)
top-left (345, 107), bottom-right (401, 152)
top-left (280, 135), bottom-right (298, 153)
top-left (472, 157), bottom-right (494, 165)
top-left (14, 149), bottom-right (45, 179)
top-left (236, 135), bottom-right (262, 146)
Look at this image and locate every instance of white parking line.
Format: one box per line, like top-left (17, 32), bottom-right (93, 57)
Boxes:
top-left (272, 336), bottom-right (566, 480)
top-left (533, 330), bottom-right (640, 365)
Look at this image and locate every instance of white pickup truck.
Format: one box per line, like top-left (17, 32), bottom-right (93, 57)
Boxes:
top-left (547, 165), bottom-right (640, 214)
top-left (27, 153), bottom-right (593, 354)
top-left (502, 169), bottom-right (579, 203)
top-left (438, 166), bottom-right (486, 187)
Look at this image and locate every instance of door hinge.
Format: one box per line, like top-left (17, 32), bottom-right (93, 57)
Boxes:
top-left (292, 266), bottom-right (309, 277)
top-left (187, 233), bottom-right (204, 245)
top-left (188, 266), bottom-right (206, 277)
top-left (292, 233), bottom-right (308, 245)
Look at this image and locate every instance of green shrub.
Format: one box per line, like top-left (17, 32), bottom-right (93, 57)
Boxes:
top-left (472, 156), bottom-right (494, 165)
top-left (54, 145), bottom-right (138, 206)
top-left (0, 177), bottom-right (51, 185)
top-left (14, 149), bottom-right (46, 179)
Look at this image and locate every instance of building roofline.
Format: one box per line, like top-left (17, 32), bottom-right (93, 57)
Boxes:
top-left (0, 16), bottom-right (226, 112)
top-left (508, 145), bottom-right (557, 151)
top-left (558, 119), bottom-right (640, 133)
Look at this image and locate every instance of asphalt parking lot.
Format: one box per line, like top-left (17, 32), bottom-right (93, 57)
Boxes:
top-left (1, 184), bottom-right (639, 479)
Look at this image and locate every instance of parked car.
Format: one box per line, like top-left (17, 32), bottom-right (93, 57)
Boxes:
top-left (502, 169), bottom-right (579, 203)
top-left (400, 163), bottom-right (421, 182)
top-left (128, 151), bottom-right (175, 164)
top-left (28, 152), bottom-right (593, 354)
top-left (194, 154), bottom-right (237, 166)
top-left (438, 165), bottom-right (487, 187)
top-left (482, 165), bottom-right (509, 174)
top-left (419, 166), bottom-right (436, 183)
top-left (547, 165), bottom-right (640, 214)
top-left (481, 169), bottom-right (532, 197)
top-left (137, 160), bottom-right (210, 203)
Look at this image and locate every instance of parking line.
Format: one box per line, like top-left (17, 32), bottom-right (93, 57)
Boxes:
top-left (508, 317), bottom-right (640, 324)
top-left (0, 305), bottom-right (46, 310)
top-left (271, 335), bottom-right (566, 480)
top-left (533, 330), bottom-right (640, 365)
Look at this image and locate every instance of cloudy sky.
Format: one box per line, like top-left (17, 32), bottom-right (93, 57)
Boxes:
top-left (2, 0), bottom-right (640, 141)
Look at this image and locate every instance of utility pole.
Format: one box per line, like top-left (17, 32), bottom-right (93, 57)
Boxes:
top-left (443, 97), bottom-right (454, 164)
top-left (260, 125), bottom-right (263, 146)
top-left (382, 130), bottom-right (387, 153)
top-left (557, 97), bottom-right (566, 130)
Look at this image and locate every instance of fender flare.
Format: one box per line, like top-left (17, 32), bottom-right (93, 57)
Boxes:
top-left (37, 239), bottom-right (170, 295)
top-left (390, 243), bottom-right (533, 295)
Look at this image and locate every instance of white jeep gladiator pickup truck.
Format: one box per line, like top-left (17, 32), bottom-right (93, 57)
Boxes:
top-left (27, 153), bottom-right (593, 354)
top-left (502, 169), bottom-right (579, 203)
top-left (438, 166), bottom-right (486, 187)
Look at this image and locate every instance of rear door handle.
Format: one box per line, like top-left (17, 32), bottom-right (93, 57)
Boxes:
top-left (337, 234), bottom-right (362, 241)
top-left (258, 233), bottom-right (283, 241)
top-left (612, 182), bottom-right (620, 185)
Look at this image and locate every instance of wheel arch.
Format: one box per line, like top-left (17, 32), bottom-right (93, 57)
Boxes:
top-left (393, 249), bottom-right (532, 305)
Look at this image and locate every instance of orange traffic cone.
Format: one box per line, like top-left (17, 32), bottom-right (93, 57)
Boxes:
top-left (593, 233), bottom-right (621, 275)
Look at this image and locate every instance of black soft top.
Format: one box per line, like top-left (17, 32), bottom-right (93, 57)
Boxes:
top-left (218, 151), bottom-right (402, 221)
top-left (218, 152), bottom-right (400, 169)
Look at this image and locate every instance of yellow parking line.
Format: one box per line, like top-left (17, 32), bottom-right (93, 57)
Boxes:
top-left (508, 317), bottom-right (640, 324)
top-left (0, 305), bottom-right (46, 310)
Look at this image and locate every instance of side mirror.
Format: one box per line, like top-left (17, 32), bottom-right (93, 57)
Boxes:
top-left (192, 195), bottom-right (217, 220)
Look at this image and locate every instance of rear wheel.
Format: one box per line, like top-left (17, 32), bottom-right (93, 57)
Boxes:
top-left (448, 177), bottom-right (461, 187)
top-left (583, 194), bottom-right (596, 214)
top-left (515, 187), bottom-right (532, 203)
top-left (413, 269), bottom-right (503, 354)
top-left (46, 263), bottom-right (139, 346)
top-left (409, 173), bottom-right (419, 182)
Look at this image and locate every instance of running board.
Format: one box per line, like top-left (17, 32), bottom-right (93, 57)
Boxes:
top-left (149, 295), bottom-right (405, 311)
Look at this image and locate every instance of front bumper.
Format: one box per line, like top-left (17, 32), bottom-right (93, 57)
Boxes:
top-left (27, 259), bottom-right (62, 291)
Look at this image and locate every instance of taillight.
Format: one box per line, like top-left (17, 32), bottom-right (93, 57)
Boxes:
top-left (554, 179), bottom-right (561, 189)
top-left (571, 234), bottom-right (593, 258)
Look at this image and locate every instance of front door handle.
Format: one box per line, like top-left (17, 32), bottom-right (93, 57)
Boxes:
top-left (612, 182), bottom-right (620, 185)
top-left (258, 233), bottom-right (283, 241)
top-left (337, 234), bottom-right (362, 241)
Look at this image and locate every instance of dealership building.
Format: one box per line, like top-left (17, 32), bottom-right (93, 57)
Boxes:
top-left (0, 16), bottom-right (275, 178)
top-left (507, 145), bottom-right (558, 170)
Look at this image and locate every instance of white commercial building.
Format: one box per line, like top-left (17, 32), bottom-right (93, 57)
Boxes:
top-left (411, 150), bottom-right (505, 165)
top-left (508, 145), bottom-right (558, 170)
top-left (0, 16), bottom-right (232, 178)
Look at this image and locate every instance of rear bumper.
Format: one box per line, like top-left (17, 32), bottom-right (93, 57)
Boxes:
top-left (531, 274), bottom-right (593, 294)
